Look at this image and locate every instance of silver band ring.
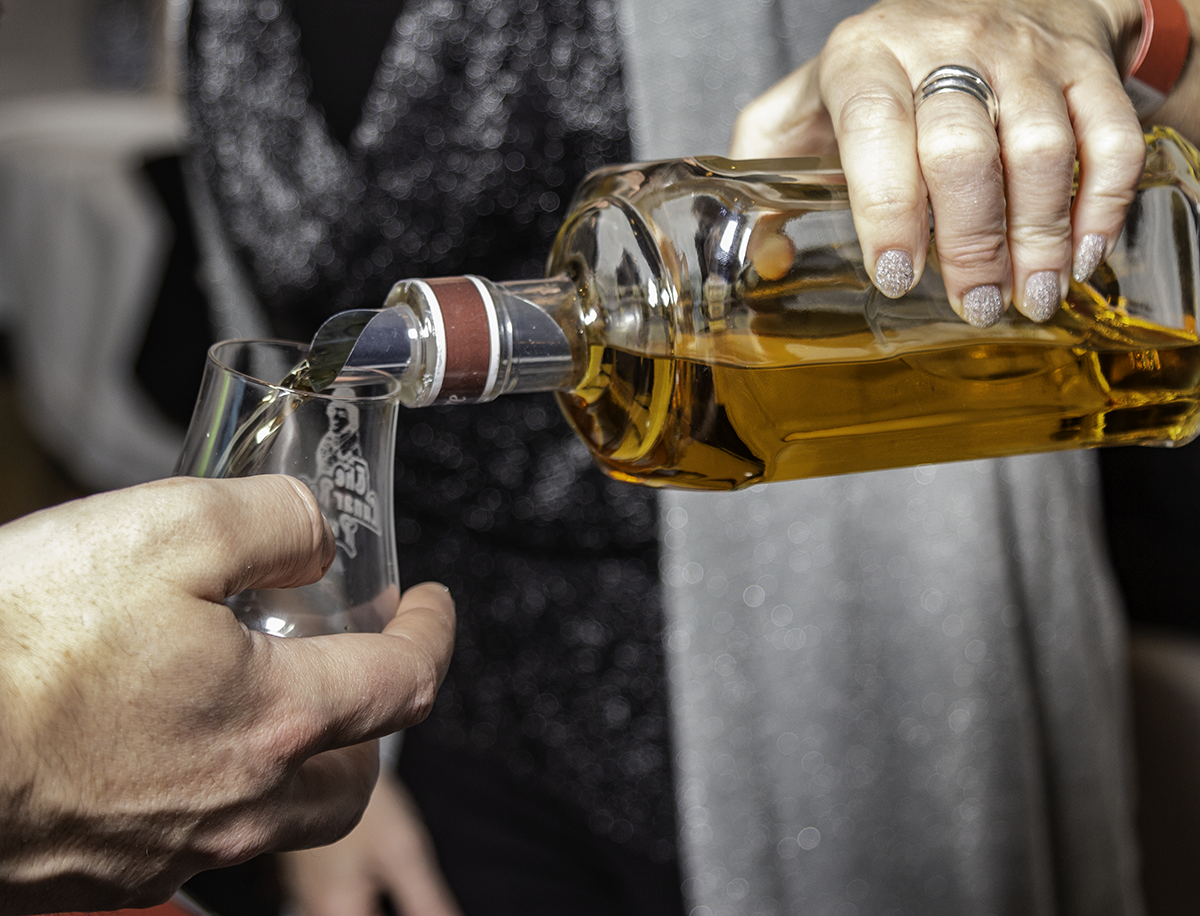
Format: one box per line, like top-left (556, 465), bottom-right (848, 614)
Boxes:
top-left (914, 65), bottom-right (999, 127)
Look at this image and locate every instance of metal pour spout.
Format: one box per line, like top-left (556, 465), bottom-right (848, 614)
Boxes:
top-left (304, 307), bottom-right (419, 393)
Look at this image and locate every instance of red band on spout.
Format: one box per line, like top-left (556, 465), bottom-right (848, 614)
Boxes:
top-left (425, 276), bottom-right (495, 402)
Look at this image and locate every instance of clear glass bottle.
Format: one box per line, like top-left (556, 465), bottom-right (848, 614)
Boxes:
top-left (303, 127), bottom-right (1200, 491)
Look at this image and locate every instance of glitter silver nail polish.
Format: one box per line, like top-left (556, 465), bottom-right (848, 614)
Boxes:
top-left (875, 249), bottom-right (914, 299)
top-left (1023, 271), bottom-right (1061, 322)
top-left (963, 285), bottom-right (1004, 328)
top-left (1073, 234), bottom-right (1107, 283)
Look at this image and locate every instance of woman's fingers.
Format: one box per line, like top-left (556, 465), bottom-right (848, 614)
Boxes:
top-left (1065, 70), bottom-right (1148, 281)
top-left (996, 75), bottom-right (1076, 321)
top-left (279, 773), bottom-right (465, 916)
top-left (818, 38), bottom-right (927, 299)
top-left (377, 778), bottom-right (466, 916)
top-left (733, 1), bottom-right (1152, 325)
top-left (913, 66), bottom-right (1008, 325)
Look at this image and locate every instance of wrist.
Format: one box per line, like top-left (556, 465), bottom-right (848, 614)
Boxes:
top-left (1120, 0), bottom-right (1193, 117)
top-left (1097, 0), bottom-right (1151, 73)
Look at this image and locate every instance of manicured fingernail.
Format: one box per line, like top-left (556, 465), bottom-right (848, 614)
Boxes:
top-left (1073, 234), bottom-right (1106, 283)
top-left (963, 285), bottom-right (1004, 328)
top-left (875, 250), bottom-right (914, 298)
top-left (1023, 271), bottom-right (1062, 322)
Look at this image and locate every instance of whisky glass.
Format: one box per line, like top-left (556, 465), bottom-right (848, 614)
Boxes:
top-left (176, 339), bottom-right (401, 637)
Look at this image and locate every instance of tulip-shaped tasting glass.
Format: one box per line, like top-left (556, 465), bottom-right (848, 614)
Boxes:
top-left (176, 339), bottom-right (401, 637)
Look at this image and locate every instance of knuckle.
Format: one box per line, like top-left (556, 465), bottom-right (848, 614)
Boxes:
top-left (919, 129), bottom-right (998, 174)
top-left (854, 190), bottom-right (922, 228)
top-left (253, 705), bottom-right (314, 770)
top-left (937, 232), bottom-right (1007, 273)
top-left (274, 476), bottom-right (328, 553)
top-left (410, 676), bottom-right (440, 723)
top-left (1008, 219), bottom-right (1071, 253)
top-left (1089, 121), bottom-right (1148, 172)
top-left (1004, 123), bottom-right (1076, 178)
top-left (400, 654), bottom-right (442, 726)
top-left (206, 819), bottom-right (278, 867)
top-left (731, 106), bottom-right (757, 142)
top-left (831, 10), bottom-right (986, 57)
top-left (277, 473), bottom-right (323, 519)
top-left (231, 704), bottom-right (306, 779)
top-left (1088, 184), bottom-right (1140, 212)
top-left (1085, 124), bottom-right (1147, 203)
top-left (102, 478), bottom-right (228, 566)
top-left (145, 476), bottom-right (245, 551)
top-left (194, 494), bottom-right (243, 549)
top-left (398, 636), bottom-right (449, 728)
top-left (836, 87), bottom-right (910, 137)
top-left (824, 13), bottom-right (876, 51)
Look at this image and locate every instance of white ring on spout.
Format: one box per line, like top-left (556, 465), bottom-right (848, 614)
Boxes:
top-left (466, 275), bottom-right (502, 401)
top-left (412, 279), bottom-right (447, 406)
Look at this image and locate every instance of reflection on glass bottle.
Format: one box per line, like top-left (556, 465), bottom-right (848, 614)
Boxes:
top-left (303, 128), bottom-right (1200, 491)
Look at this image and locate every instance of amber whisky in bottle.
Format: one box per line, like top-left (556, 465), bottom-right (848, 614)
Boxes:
top-left (303, 127), bottom-right (1200, 491)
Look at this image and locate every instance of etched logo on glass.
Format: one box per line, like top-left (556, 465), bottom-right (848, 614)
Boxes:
top-left (313, 394), bottom-right (381, 558)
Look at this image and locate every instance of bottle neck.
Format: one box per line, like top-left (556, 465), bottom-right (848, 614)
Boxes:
top-left (373, 274), bottom-right (582, 407)
top-left (481, 275), bottom-right (585, 400)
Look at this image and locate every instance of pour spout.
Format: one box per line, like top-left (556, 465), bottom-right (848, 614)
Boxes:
top-left (306, 307), bottom-right (419, 392)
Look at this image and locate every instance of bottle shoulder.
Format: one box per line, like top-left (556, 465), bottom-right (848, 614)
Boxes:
top-left (568, 155), bottom-right (852, 215)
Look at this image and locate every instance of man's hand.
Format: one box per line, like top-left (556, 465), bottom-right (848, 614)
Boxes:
top-left (0, 476), bottom-right (455, 916)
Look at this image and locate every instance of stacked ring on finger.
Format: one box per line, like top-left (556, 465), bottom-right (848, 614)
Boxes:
top-left (912, 64), bottom-right (1007, 328)
top-left (914, 65), bottom-right (999, 127)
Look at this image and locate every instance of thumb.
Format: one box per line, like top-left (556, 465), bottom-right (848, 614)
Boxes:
top-left (257, 581), bottom-right (457, 755)
top-left (731, 59), bottom-right (837, 158)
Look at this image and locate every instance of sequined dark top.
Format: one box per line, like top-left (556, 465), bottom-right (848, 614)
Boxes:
top-left (189, 0), bottom-right (675, 859)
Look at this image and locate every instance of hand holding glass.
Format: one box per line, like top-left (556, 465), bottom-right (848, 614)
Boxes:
top-left (176, 339), bottom-right (401, 637)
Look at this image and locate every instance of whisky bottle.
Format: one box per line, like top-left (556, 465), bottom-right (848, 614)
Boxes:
top-left (302, 127), bottom-right (1200, 491)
